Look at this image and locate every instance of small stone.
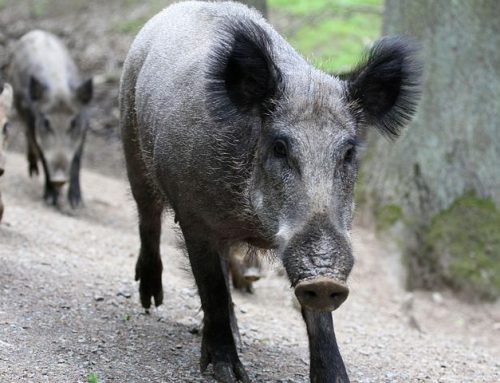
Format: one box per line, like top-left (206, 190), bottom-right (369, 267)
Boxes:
top-left (117, 290), bottom-right (132, 298)
top-left (94, 295), bottom-right (104, 302)
top-left (432, 292), bottom-right (444, 304)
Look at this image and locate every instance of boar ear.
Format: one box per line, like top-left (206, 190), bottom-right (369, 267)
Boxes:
top-left (29, 76), bottom-right (46, 102)
top-left (76, 78), bottom-right (93, 105)
top-left (345, 37), bottom-right (422, 138)
top-left (206, 20), bottom-right (282, 121)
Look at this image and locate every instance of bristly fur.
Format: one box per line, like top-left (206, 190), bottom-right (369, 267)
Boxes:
top-left (205, 17), bottom-right (283, 123)
top-left (346, 36), bottom-right (423, 139)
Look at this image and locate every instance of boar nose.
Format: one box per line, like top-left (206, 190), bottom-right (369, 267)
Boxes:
top-left (50, 171), bottom-right (68, 189)
top-left (0, 168), bottom-right (4, 177)
top-left (294, 277), bottom-right (349, 312)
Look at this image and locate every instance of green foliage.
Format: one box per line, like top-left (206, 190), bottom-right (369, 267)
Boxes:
top-left (87, 372), bottom-right (99, 383)
top-left (424, 193), bottom-right (500, 300)
top-left (269, 0), bottom-right (381, 16)
top-left (32, 0), bottom-right (50, 17)
top-left (113, 0), bottom-right (166, 35)
top-left (269, 0), bottom-right (383, 72)
top-left (115, 16), bottom-right (150, 34)
top-left (374, 204), bottom-right (403, 231)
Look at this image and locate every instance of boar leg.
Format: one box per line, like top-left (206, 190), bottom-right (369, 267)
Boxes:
top-left (134, 196), bottom-right (163, 309)
top-left (182, 230), bottom-right (250, 383)
top-left (302, 309), bottom-right (349, 383)
top-left (126, 155), bottom-right (164, 308)
top-left (27, 141), bottom-right (39, 177)
top-left (15, 99), bottom-right (39, 177)
top-left (221, 257), bottom-right (242, 349)
top-left (41, 157), bottom-right (59, 206)
top-left (68, 144), bottom-right (83, 208)
top-left (123, 140), bottom-right (163, 307)
top-left (122, 97), bottom-right (164, 309)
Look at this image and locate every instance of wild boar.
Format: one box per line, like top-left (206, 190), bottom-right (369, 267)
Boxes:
top-left (0, 79), bottom-right (13, 222)
top-left (120, 2), bottom-right (421, 382)
top-left (8, 30), bottom-right (92, 207)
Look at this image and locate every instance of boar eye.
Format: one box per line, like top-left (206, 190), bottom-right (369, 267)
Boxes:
top-left (273, 139), bottom-right (287, 158)
top-left (42, 117), bottom-right (53, 133)
top-left (343, 146), bottom-right (356, 164)
top-left (69, 118), bottom-right (79, 134)
top-left (2, 122), bottom-right (9, 136)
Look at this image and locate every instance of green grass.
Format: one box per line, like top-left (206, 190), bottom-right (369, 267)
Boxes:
top-left (87, 372), bottom-right (99, 383)
top-left (270, 0), bottom-right (383, 73)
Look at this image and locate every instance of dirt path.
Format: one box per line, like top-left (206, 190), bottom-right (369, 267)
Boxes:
top-left (1, 152), bottom-right (499, 383)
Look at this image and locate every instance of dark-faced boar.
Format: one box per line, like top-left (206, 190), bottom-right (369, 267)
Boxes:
top-left (120, 2), bottom-right (421, 382)
top-left (0, 80), bottom-right (13, 222)
top-left (8, 30), bottom-right (93, 207)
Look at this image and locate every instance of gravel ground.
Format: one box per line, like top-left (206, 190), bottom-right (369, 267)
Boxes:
top-left (1, 1), bottom-right (499, 382)
top-left (1, 153), bottom-right (499, 383)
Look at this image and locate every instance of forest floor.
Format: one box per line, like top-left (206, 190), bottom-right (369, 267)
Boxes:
top-left (0, 1), bottom-right (499, 382)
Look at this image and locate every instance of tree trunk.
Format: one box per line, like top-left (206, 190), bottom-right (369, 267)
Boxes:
top-left (360, 0), bottom-right (500, 299)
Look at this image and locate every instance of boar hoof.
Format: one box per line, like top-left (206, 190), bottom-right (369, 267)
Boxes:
top-left (135, 258), bottom-right (163, 309)
top-left (200, 339), bottom-right (250, 383)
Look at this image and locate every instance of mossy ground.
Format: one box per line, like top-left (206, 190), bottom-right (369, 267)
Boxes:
top-left (423, 193), bottom-right (500, 300)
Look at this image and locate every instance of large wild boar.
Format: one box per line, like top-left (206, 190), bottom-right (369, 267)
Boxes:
top-left (8, 30), bottom-right (93, 207)
top-left (120, 2), bottom-right (421, 382)
top-left (0, 79), bottom-right (13, 222)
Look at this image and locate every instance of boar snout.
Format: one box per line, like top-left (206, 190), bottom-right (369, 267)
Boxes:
top-left (50, 170), bottom-right (68, 189)
top-left (295, 277), bottom-right (349, 311)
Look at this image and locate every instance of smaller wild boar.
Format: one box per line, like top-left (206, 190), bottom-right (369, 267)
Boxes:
top-left (229, 246), bottom-right (262, 293)
top-left (0, 79), bottom-right (13, 222)
top-left (8, 30), bottom-right (93, 207)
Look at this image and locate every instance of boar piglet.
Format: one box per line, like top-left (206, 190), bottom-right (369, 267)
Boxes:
top-left (9, 30), bottom-right (92, 207)
top-left (120, 2), bottom-right (422, 382)
top-left (0, 79), bottom-right (13, 222)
